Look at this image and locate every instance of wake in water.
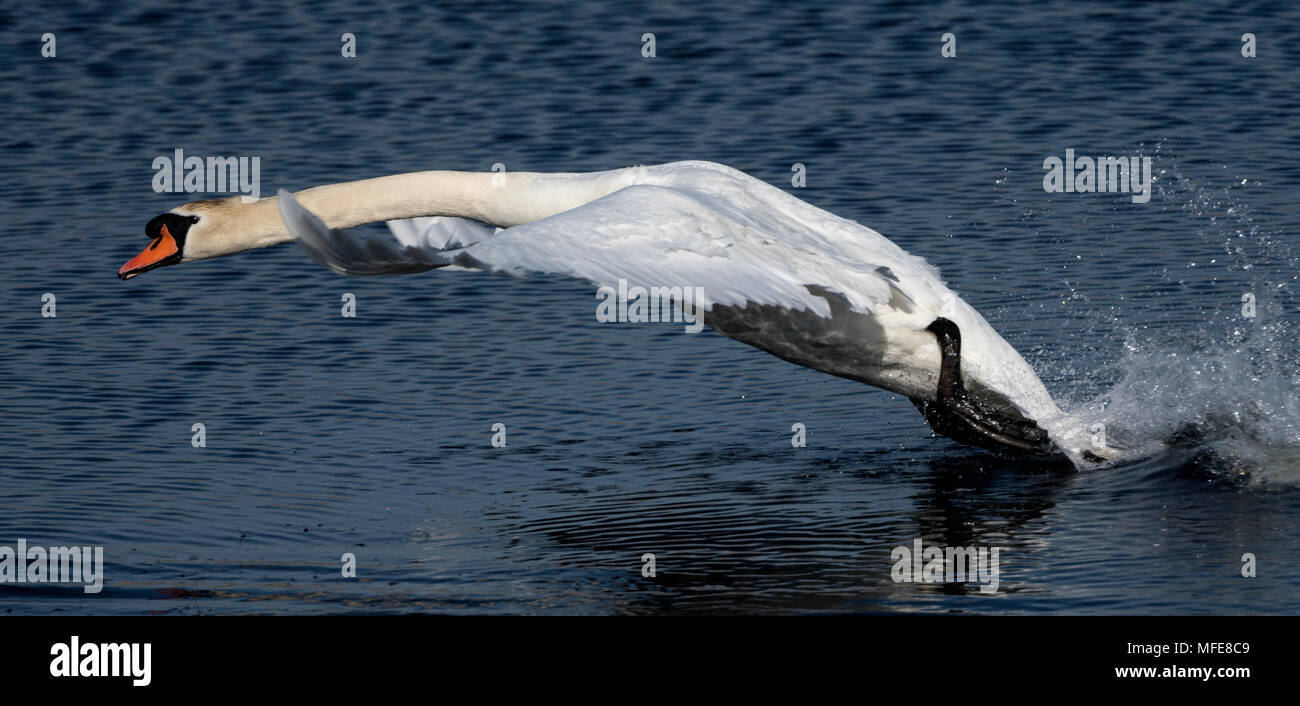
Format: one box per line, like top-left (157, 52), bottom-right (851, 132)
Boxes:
top-left (1045, 143), bottom-right (1300, 485)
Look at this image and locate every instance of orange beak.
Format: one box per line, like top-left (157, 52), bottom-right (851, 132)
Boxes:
top-left (119, 224), bottom-right (181, 280)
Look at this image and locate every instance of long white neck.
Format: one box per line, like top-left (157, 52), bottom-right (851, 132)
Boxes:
top-left (184, 169), bottom-right (637, 261)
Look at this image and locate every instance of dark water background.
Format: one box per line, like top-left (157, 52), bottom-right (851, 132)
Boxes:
top-left (1, 0), bottom-right (1297, 614)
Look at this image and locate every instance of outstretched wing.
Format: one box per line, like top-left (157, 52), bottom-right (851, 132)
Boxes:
top-left (276, 162), bottom-right (1066, 448)
top-left (278, 178), bottom-right (914, 319)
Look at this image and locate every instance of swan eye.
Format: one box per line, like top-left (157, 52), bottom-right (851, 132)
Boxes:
top-left (189, 215), bottom-right (200, 224)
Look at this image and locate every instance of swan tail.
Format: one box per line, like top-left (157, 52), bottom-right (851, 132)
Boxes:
top-left (277, 189), bottom-right (487, 275)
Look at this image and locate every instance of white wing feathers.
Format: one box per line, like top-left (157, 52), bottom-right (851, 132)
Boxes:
top-left (279, 161), bottom-right (929, 319)
top-left (386, 215), bottom-right (496, 251)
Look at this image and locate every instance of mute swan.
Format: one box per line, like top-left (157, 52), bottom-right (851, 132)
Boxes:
top-left (118, 161), bottom-right (1116, 466)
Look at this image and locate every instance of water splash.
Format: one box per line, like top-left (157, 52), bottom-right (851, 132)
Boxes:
top-left (1055, 143), bottom-right (1300, 485)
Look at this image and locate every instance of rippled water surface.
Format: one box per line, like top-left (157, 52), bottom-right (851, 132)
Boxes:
top-left (1, 1), bottom-right (1298, 614)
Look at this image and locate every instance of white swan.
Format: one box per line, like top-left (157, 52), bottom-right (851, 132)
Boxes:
top-left (118, 161), bottom-right (1116, 466)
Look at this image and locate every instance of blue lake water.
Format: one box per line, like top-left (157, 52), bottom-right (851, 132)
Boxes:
top-left (0, 0), bottom-right (1297, 614)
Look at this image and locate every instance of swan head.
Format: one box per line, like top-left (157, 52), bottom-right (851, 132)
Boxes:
top-left (118, 211), bottom-right (202, 279)
top-left (119, 197), bottom-right (278, 279)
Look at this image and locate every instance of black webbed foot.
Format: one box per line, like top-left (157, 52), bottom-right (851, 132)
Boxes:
top-left (913, 318), bottom-right (1060, 457)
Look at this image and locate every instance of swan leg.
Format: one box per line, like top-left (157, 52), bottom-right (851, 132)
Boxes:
top-left (914, 318), bottom-right (1060, 456)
